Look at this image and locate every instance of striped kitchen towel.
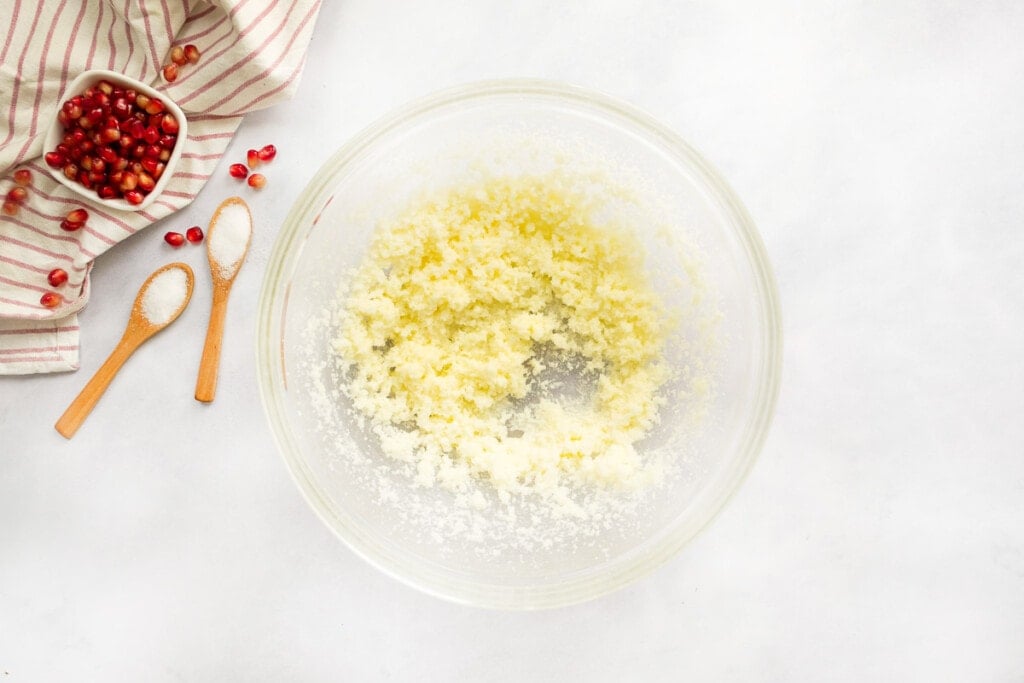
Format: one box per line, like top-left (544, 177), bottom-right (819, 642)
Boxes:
top-left (0, 0), bottom-right (321, 374)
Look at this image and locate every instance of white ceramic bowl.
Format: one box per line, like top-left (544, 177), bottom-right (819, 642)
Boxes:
top-left (43, 69), bottom-right (187, 212)
top-left (257, 80), bottom-right (782, 609)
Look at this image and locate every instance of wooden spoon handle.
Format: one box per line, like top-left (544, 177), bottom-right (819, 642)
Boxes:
top-left (194, 288), bottom-right (229, 403)
top-left (55, 335), bottom-right (139, 439)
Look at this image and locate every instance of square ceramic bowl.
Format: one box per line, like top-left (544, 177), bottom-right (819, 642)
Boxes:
top-left (43, 69), bottom-right (187, 212)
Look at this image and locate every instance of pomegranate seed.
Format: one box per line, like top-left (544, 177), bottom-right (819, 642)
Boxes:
top-left (2, 200), bottom-right (18, 216)
top-left (89, 170), bottom-right (106, 184)
top-left (45, 152), bottom-right (65, 167)
top-left (229, 163), bottom-right (248, 179)
top-left (170, 45), bottom-right (187, 66)
top-left (114, 157), bottom-right (129, 171)
top-left (162, 63), bottom-right (178, 83)
top-left (112, 97), bottom-right (131, 119)
top-left (119, 171), bottom-right (138, 191)
top-left (153, 162), bottom-right (166, 179)
top-left (63, 163), bottom-right (79, 180)
top-left (13, 169), bottom-right (32, 186)
top-left (186, 226), bottom-right (204, 243)
top-left (6, 187), bottom-right (27, 203)
top-left (63, 101), bottom-right (83, 119)
top-left (67, 208), bottom-right (89, 223)
top-left (143, 126), bottom-right (160, 144)
top-left (143, 98), bottom-right (164, 115)
top-left (144, 144), bottom-right (162, 159)
top-left (246, 149), bottom-right (260, 168)
top-left (184, 44), bottom-right (201, 63)
top-left (40, 292), bottom-right (61, 309)
top-left (131, 120), bottom-right (148, 139)
top-left (137, 171), bottom-right (155, 192)
top-left (160, 114), bottom-right (179, 135)
top-left (158, 148), bottom-right (170, 162)
top-left (97, 185), bottom-right (118, 199)
top-left (124, 89), bottom-right (137, 104)
top-left (48, 268), bottom-right (69, 287)
top-left (135, 94), bottom-right (150, 110)
top-left (98, 146), bottom-right (119, 164)
top-left (247, 173), bottom-right (266, 189)
top-left (60, 219), bottom-right (83, 232)
top-left (164, 231), bottom-right (185, 247)
top-left (124, 189), bottom-right (144, 205)
top-left (57, 110), bottom-right (70, 127)
top-left (96, 80), bottom-right (114, 95)
top-left (141, 157), bottom-right (160, 174)
top-left (158, 134), bottom-right (176, 149)
top-left (258, 144), bottom-right (277, 162)
top-left (100, 127), bottom-right (120, 143)
top-left (133, 144), bottom-right (148, 159)
top-left (77, 171), bottom-right (93, 189)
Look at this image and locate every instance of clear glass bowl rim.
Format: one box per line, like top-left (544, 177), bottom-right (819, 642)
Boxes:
top-left (256, 78), bottom-right (783, 610)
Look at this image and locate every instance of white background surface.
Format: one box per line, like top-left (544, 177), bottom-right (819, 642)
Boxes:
top-left (3, 1), bottom-right (1023, 680)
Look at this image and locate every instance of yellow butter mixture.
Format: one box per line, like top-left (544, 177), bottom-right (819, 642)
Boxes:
top-left (333, 173), bottom-right (670, 499)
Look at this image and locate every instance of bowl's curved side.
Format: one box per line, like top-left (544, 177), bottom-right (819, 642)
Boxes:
top-left (256, 79), bottom-right (782, 610)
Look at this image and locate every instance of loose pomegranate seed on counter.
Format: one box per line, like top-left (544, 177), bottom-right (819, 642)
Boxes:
top-left (48, 268), bottom-right (69, 287)
top-left (60, 218), bottom-right (84, 231)
top-left (164, 231), bottom-right (185, 247)
top-left (247, 173), bottom-right (266, 189)
top-left (257, 144), bottom-right (277, 162)
top-left (6, 187), bottom-right (27, 203)
top-left (184, 44), bottom-right (201, 63)
top-left (2, 200), bottom-right (19, 216)
top-left (13, 169), bottom-right (32, 185)
top-left (246, 149), bottom-right (260, 168)
top-left (162, 64), bottom-right (179, 83)
top-left (170, 46), bottom-right (186, 66)
top-left (186, 226), bottom-right (204, 243)
top-left (40, 292), bottom-right (62, 309)
top-left (67, 208), bottom-right (89, 223)
top-left (229, 163), bottom-right (249, 179)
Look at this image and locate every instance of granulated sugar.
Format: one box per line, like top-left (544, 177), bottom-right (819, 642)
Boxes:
top-left (209, 200), bottom-right (252, 279)
top-left (141, 267), bottom-right (188, 326)
top-left (300, 161), bottom-right (720, 557)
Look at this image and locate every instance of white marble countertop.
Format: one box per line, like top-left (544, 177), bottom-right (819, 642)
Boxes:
top-left (3, 1), bottom-right (1023, 680)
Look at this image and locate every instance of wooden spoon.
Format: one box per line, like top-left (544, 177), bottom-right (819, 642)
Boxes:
top-left (194, 196), bottom-right (253, 403)
top-left (55, 262), bottom-right (195, 439)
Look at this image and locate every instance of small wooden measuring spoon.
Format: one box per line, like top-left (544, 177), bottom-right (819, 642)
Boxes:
top-left (55, 262), bottom-right (195, 439)
top-left (195, 196), bottom-right (252, 403)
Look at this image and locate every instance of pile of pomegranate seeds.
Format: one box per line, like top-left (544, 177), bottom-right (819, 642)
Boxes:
top-left (46, 80), bottom-right (180, 205)
top-left (162, 43), bottom-right (201, 82)
top-left (164, 225), bottom-right (204, 248)
top-left (228, 144), bottom-right (275, 190)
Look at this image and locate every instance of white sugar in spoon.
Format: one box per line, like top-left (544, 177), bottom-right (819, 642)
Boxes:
top-left (55, 262), bottom-right (195, 439)
top-left (194, 196), bottom-right (252, 403)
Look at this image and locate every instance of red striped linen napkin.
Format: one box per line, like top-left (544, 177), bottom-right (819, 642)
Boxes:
top-left (0, 0), bottom-right (321, 374)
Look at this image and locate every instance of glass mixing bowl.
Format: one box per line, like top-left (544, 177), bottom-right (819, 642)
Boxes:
top-left (256, 79), bottom-right (781, 609)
